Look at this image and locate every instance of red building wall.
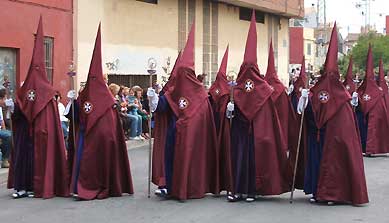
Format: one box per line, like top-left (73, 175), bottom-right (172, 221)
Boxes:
top-left (0, 0), bottom-right (73, 97)
top-left (289, 27), bottom-right (304, 64)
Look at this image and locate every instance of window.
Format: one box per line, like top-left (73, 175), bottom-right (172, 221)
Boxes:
top-left (307, 43), bottom-right (312, 56)
top-left (136, 0), bottom-right (158, 4)
top-left (0, 48), bottom-right (17, 97)
top-left (239, 7), bottom-right (265, 24)
top-left (44, 37), bottom-right (54, 83)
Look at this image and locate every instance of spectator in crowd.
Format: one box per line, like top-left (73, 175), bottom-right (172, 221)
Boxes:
top-left (132, 86), bottom-right (149, 139)
top-left (55, 91), bottom-right (69, 145)
top-left (127, 88), bottom-right (144, 140)
top-left (0, 88), bottom-right (12, 168)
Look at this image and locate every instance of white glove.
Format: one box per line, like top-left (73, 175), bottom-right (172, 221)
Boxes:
top-left (147, 88), bottom-right (159, 112)
top-left (67, 90), bottom-right (76, 100)
top-left (351, 92), bottom-right (358, 107)
top-left (297, 89), bottom-right (309, 114)
top-left (5, 98), bottom-right (14, 111)
top-left (227, 102), bottom-right (234, 112)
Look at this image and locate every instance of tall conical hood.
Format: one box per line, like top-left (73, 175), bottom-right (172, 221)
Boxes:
top-left (78, 23), bottom-right (116, 134)
top-left (324, 22), bottom-right (339, 77)
top-left (179, 23), bottom-right (195, 69)
top-left (162, 51), bottom-right (182, 93)
top-left (233, 9), bottom-right (273, 121)
top-left (209, 45), bottom-right (230, 105)
top-left (378, 58), bottom-right (388, 93)
top-left (343, 56), bottom-right (356, 94)
top-left (218, 45), bottom-right (229, 75)
top-left (365, 44), bottom-right (375, 81)
top-left (265, 40), bottom-right (286, 101)
top-left (310, 24), bottom-right (351, 129)
top-left (17, 15), bottom-right (56, 124)
top-left (243, 10), bottom-right (257, 65)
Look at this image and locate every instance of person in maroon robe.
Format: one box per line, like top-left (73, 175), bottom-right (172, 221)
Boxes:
top-left (7, 16), bottom-right (70, 199)
top-left (70, 24), bottom-right (134, 200)
top-left (300, 23), bottom-right (369, 205)
top-left (148, 23), bottom-right (219, 200)
top-left (226, 11), bottom-right (289, 202)
top-left (208, 46), bottom-right (234, 194)
top-left (264, 40), bottom-right (295, 154)
top-left (357, 45), bottom-right (389, 155)
top-left (378, 58), bottom-right (389, 111)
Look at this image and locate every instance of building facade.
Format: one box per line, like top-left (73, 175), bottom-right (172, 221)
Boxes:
top-left (0, 0), bottom-right (73, 97)
top-left (74, 0), bottom-right (304, 89)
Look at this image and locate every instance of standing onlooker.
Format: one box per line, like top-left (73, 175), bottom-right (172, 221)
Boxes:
top-left (0, 89), bottom-right (12, 168)
top-left (55, 91), bottom-right (69, 144)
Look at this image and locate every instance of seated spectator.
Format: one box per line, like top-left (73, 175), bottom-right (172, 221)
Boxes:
top-left (109, 83), bottom-right (143, 141)
top-left (0, 89), bottom-right (12, 168)
top-left (127, 88), bottom-right (144, 140)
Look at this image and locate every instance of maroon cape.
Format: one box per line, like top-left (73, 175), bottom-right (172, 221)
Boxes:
top-left (152, 52), bottom-right (181, 187)
top-left (164, 68), bottom-right (219, 199)
top-left (208, 46), bottom-right (234, 193)
top-left (8, 16), bottom-right (69, 198)
top-left (264, 40), bottom-right (293, 153)
top-left (310, 24), bottom-right (368, 204)
top-left (357, 46), bottom-right (389, 154)
top-left (70, 24), bottom-right (133, 200)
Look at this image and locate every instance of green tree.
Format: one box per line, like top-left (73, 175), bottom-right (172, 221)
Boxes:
top-left (339, 32), bottom-right (389, 78)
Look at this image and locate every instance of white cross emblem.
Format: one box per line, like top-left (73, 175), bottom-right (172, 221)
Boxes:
top-left (379, 87), bottom-right (383, 91)
top-left (178, 97), bottom-right (189, 110)
top-left (83, 101), bottom-right (93, 114)
top-left (269, 85), bottom-right (274, 91)
top-left (318, 91), bottom-right (330, 103)
top-left (345, 85), bottom-right (350, 90)
top-left (245, 79), bottom-right (254, 92)
top-left (363, 94), bottom-right (371, 101)
top-left (27, 90), bottom-right (36, 101)
top-left (215, 89), bottom-right (220, 95)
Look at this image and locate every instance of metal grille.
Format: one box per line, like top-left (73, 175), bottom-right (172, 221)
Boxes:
top-left (108, 74), bottom-right (157, 89)
top-left (44, 37), bottom-right (54, 83)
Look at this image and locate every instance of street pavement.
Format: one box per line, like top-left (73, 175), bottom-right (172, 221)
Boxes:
top-left (0, 146), bottom-right (388, 223)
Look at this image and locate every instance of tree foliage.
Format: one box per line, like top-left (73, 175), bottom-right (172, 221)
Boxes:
top-left (339, 32), bottom-right (389, 77)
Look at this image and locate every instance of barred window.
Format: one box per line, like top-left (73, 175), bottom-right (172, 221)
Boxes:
top-left (44, 37), bottom-right (54, 83)
top-left (136, 0), bottom-right (158, 4)
top-left (239, 7), bottom-right (265, 24)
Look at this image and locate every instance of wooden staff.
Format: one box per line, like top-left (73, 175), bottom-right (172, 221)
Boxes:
top-left (289, 77), bottom-right (309, 204)
top-left (147, 58), bottom-right (156, 198)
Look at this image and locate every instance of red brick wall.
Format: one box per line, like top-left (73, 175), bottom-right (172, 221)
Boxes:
top-left (289, 27), bottom-right (304, 64)
top-left (0, 0), bottom-right (73, 97)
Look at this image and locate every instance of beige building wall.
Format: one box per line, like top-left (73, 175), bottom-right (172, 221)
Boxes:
top-left (75, 0), bottom-right (293, 89)
top-left (303, 28), bottom-right (316, 73)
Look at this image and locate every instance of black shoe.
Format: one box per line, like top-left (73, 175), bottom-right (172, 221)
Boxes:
top-left (155, 188), bottom-right (169, 198)
top-left (12, 191), bottom-right (28, 199)
top-left (227, 194), bottom-right (242, 202)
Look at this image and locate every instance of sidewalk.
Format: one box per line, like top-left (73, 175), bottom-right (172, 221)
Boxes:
top-left (0, 139), bottom-right (151, 185)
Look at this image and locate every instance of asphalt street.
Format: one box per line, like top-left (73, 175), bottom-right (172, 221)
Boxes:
top-left (0, 146), bottom-right (388, 223)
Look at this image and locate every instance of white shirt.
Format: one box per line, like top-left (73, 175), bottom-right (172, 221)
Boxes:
top-left (58, 102), bottom-right (69, 122)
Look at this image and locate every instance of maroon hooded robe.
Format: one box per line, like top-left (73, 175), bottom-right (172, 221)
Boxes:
top-left (70, 24), bottom-right (133, 200)
top-left (8, 16), bottom-right (70, 198)
top-left (208, 46), bottom-right (234, 193)
top-left (309, 24), bottom-right (368, 205)
top-left (154, 23), bottom-right (219, 200)
top-left (264, 40), bottom-right (294, 153)
top-left (357, 46), bottom-right (389, 155)
top-left (230, 11), bottom-right (289, 196)
top-left (378, 58), bottom-right (389, 111)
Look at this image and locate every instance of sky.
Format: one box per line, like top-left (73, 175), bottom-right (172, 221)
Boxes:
top-left (304, 0), bottom-right (389, 37)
